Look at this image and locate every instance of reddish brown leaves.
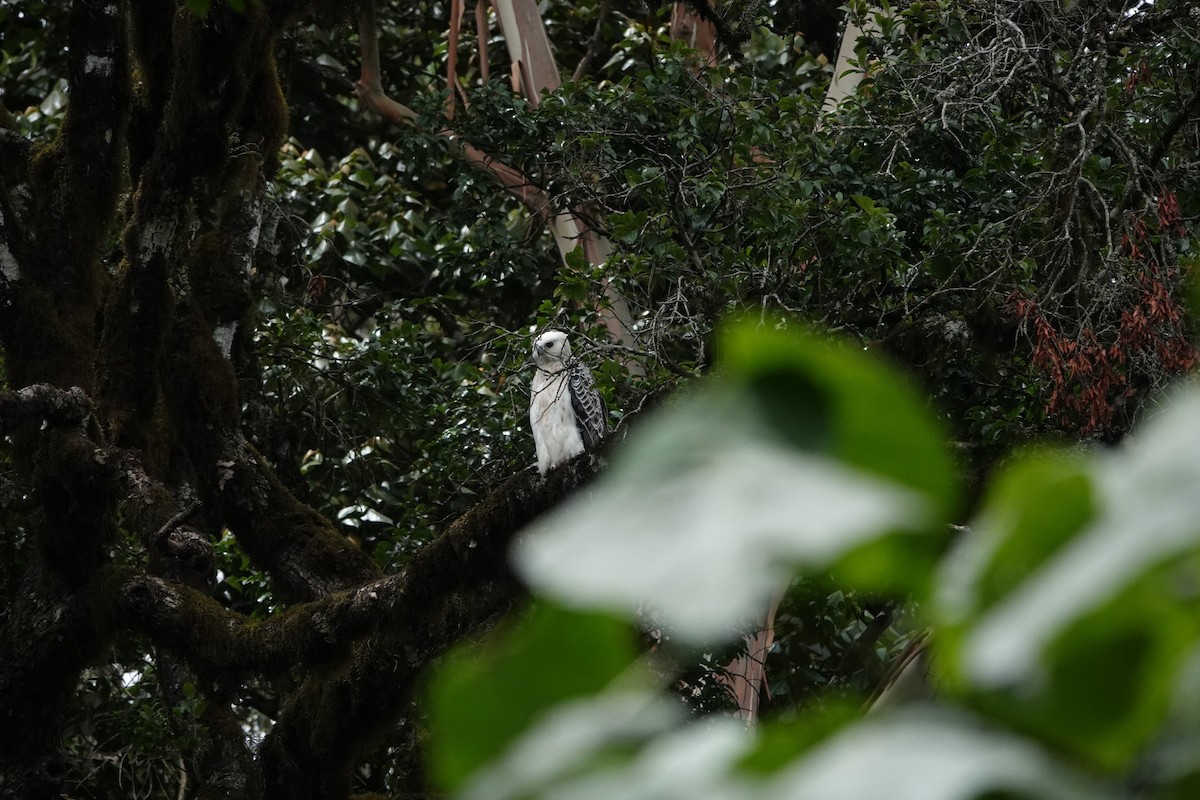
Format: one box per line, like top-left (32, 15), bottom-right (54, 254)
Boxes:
top-left (1157, 188), bottom-right (1186, 237)
top-left (1013, 296), bottom-right (1125, 435)
top-left (1012, 201), bottom-right (1196, 436)
top-left (306, 274), bottom-right (328, 301)
top-left (1124, 61), bottom-right (1153, 95)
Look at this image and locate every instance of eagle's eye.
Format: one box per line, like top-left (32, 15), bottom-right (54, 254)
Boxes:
top-left (547, 341), bottom-right (556, 348)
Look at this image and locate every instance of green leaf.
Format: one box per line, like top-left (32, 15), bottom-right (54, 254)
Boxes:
top-left (470, 706), bottom-right (1113, 800)
top-left (557, 279), bottom-right (589, 304)
top-left (457, 691), bottom-right (683, 800)
top-left (936, 388), bottom-right (1200, 767)
top-left (737, 701), bottom-right (860, 775)
top-left (1037, 590), bottom-right (1190, 763)
top-left (716, 319), bottom-right (958, 513)
top-left (562, 245), bottom-right (590, 273)
top-left (851, 194), bottom-right (877, 212)
top-left (750, 710), bottom-right (1115, 800)
top-left (514, 320), bottom-right (957, 642)
top-left (426, 602), bottom-right (638, 790)
top-left (968, 452), bottom-right (1095, 613)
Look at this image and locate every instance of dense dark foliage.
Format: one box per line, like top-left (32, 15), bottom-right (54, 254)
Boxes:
top-left (2, 0), bottom-right (1198, 797)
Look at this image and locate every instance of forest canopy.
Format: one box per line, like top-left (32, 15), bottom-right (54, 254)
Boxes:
top-left (2, 0), bottom-right (1200, 798)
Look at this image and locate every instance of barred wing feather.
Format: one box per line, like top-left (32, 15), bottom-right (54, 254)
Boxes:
top-left (568, 362), bottom-right (606, 449)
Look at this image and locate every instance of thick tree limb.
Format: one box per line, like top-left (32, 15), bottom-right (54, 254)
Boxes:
top-left (34, 0), bottom-right (131, 280)
top-left (3, 0), bottom-right (131, 391)
top-left (207, 433), bottom-right (382, 600)
top-left (193, 704), bottom-right (263, 800)
top-left (669, 2), bottom-right (718, 68)
top-left (96, 429), bottom-right (613, 799)
top-left (820, 5), bottom-right (885, 119)
top-left (0, 387), bottom-right (115, 796)
top-left (110, 440), bottom-right (607, 673)
top-left (476, 0), bottom-right (491, 82)
top-left (448, 0), bottom-right (465, 117)
top-left (0, 384), bottom-right (214, 589)
top-left (258, 446), bottom-right (609, 800)
top-left (0, 383), bottom-right (91, 430)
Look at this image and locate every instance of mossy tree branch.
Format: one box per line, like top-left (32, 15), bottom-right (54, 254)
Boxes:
top-left (107, 447), bottom-right (602, 676)
top-left (4, 0), bottom-right (130, 391)
top-left (0, 384), bottom-right (117, 794)
top-left (258, 449), bottom-right (608, 800)
top-left (1, 1), bottom-right (621, 797)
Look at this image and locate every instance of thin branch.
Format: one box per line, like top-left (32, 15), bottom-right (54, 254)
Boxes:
top-left (827, 603), bottom-right (894, 688)
top-left (448, 0), bottom-right (465, 118)
top-left (571, 0), bottom-right (612, 83)
top-left (153, 501), bottom-right (201, 541)
top-left (174, 755), bottom-right (187, 800)
top-left (355, 0), bottom-right (417, 124)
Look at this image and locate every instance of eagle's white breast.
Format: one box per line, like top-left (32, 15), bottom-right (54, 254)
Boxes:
top-left (530, 366), bottom-right (585, 474)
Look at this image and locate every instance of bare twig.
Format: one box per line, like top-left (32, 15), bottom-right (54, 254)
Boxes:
top-left (153, 501), bottom-right (201, 542)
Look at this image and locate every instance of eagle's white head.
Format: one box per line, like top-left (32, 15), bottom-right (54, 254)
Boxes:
top-left (533, 330), bottom-right (571, 368)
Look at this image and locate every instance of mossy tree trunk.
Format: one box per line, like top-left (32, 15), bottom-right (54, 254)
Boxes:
top-left (0, 2), bottom-right (602, 798)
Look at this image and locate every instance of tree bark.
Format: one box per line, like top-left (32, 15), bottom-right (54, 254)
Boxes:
top-left (0, 3), bottom-right (619, 797)
top-left (820, 5), bottom-right (886, 119)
